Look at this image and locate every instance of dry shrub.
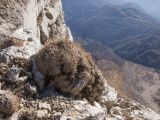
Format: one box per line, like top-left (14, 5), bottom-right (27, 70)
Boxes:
top-left (0, 63), bottom-right (8, 77)
top-left (9, 57), bottom-right (31, 70)
top-left (0, 37), bottom-right (24, 49)
top-left (18, 110), bottom-right (37, 120)
top-left (35, 39), bottom-right (105, 102)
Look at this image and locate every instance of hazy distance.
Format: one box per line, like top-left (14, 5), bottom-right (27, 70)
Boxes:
top-left (123, 0), bottom-right (160, 20)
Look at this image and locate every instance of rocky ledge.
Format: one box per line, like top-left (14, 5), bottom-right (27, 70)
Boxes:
top-left (0, 0), bottom-right (160, 120)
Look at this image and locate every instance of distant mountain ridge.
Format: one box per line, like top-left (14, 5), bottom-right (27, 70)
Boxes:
top-left (62, 0), bottom-right (160, 112)
top-left (111, 31), bottom-right (160, 69)
top-left (62, 0), bottom-right (160, 69)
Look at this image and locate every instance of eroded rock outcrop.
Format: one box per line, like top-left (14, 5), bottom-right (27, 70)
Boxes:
top-left (0, 0), bottom-right (73, 64)
top-left (0, 0), bottom-right (160, 120)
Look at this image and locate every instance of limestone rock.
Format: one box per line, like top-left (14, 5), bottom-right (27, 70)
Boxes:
top-left (61, 100), bottom-right (106, 120)
top-left (38, 102), bottom-right (51, 111)
top-left (111, 115), bottom-right (124, 120)
top-left (34, 39), bottom-right (105, 102)
top-left (0, 0), bottom-right (160, 120)
top-left (0, 90), bottom-right (19, 115)
top-left (114, 98), bottom-right (160, 120)
top-left (110, 107), bottom-right (123, 116)
top-left (100, 85), bottom-right (117, 110)
top-left (10, 112), bottom-right (20, 120)
top-left (0, 0), bottom-right (73, 66)
top-left (105, 118), bottom-right (118, 120)
top-left (37, 109), bottom-right (48, 119)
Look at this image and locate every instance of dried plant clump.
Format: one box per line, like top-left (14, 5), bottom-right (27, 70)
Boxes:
top-left (35, 39), bottom-right (105, 102)
top-left (18, 110), bottom-right (37, 120)
top-left (0, 38), bottom-right (24, 49)
top-left (9, 57), bottom-right (32, 70)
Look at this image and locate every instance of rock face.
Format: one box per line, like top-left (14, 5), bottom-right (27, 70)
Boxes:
top-left (0, 0), bottom-right (73, 64)
top-left (0, 0), bottom-right (160, 120)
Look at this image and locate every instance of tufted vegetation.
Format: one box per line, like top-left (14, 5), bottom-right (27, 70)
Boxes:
top-left (35, 39), bottom-right (105, 103)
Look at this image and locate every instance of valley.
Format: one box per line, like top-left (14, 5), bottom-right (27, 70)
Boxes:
top-left (62, 0), bottom-right (160, 112)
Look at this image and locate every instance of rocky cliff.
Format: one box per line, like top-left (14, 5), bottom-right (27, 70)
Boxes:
top-left (0, 0), bottom-right (73, 61)
top-left (0, 0), bottom-right (160, 120)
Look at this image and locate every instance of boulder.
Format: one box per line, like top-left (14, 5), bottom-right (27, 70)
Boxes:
top-left (37, 109), bottom-right (48, 119)
top-left (38, 102), bottom-right (51, 111)
top-left (100, 85), bottom-right (117, 110)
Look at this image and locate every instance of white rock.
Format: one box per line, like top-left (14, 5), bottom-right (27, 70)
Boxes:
top-left (111, 114), bottom-right (124, 120)
top-left (100, 85), bottom-right (117, 109)
top-left (61, 100), bottom-right (106, 120)
top-left (131, 109), bottom-right (160, 120)
top-left (37, 109), bottom-right (48, 119)
top-left (10, 112), bottom-right (19, 120)
top-left (105, 117), bottom-right (118, 120)
top-left (0, 0), bottom-right (73, 65)
top-left (39, 102), bottom-right (51, 111)
top-left (110, 107), bottom-right (123, 116)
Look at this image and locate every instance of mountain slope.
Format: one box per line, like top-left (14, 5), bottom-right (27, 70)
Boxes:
top-left (62, 0), bottom-right (159, 42)
top-left (0, 0), bottom-right (160, 119)
top-left (62, 0), bottom-right (160, 69)
top-left (77, 39), bottom-right (160, 112)
top-left (110, 31), bottom-right (160, 69)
